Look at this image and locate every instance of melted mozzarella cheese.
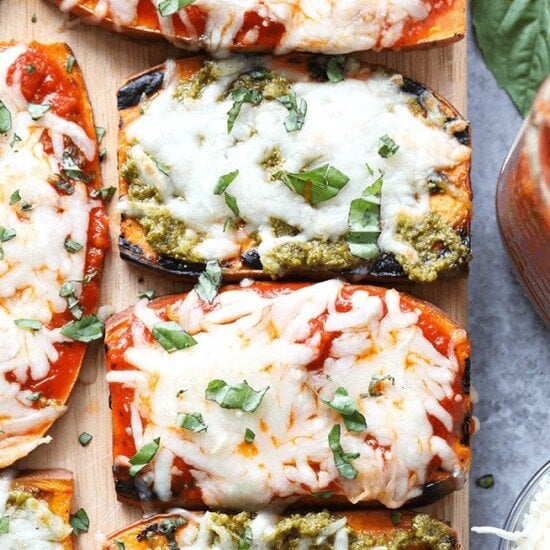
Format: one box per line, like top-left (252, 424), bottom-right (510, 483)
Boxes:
top-left (60, 0), bottom-right (445, 54)
top-left (108, 281), bottom-right (465, 509)
top-left (0, 471), bottom-right (71, 549)
top-left (0, 45), bottom-right (94, 449)
top-left (120, 57), bottom-right (469, 265)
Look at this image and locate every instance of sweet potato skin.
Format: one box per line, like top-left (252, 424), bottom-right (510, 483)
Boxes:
top-left (105, 282), bottom-right (472, 511)
top-left (102, 510), bottom-right (458, 549)
top-left (0, 42), bottom-right (109, 468)
top-left (47, 0), bottom-right (465, 52)
top-left (117, 55), bottom-right (472, 284)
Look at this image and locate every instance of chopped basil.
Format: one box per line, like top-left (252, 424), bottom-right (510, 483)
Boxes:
top-left (99, 148), bottom-right (106, 161)
top-left (223, 216), bottom-right (238, 232)
top-left (277, 93), bottom-right (307, 132)
top-left (176, 412), bottom-right (207, 433)
top-left (367, 374), bottom-right (395, 397)
top-left (0, 516), bottom-right (8, 535)
top-left (114, 540), bottom-right (125, 550)
top-left (476, 474), bottom-right (495, 489)
top-left (0, 226), bottom-right (16, 242)
top-left (60, 315), bottom-right (103, 342)
top-left (378, 135), bottom-right (399, 158)
top-left (64, 238), bottom-right (83, 253)
top-left (137, 289), bottom-right (156, 300)
top-left (129, 437), bottom-right (160, 477)
top-left (9, 190), bottom-right (21, 205)
top-left (90, 186), bottom-right (116, 201)
top-left (0, 100), bottom-right (11, 134)
top-left (326, 56), bottom-right (346, 83)
top-left (158, 0), bottom-right (197, 17)
top-left (158, 518), bottom-right (185, 550)
top-left (10, 133), bottom-right (21, 148)
top-left (345, 174), bottom-right (383, 260)
top-left (154, 158), bottom-right (171, 176)
top-left (95, 126), bottom-right (106, 142)
top-left (312, 490), bottom-right (334, 499)
top-left (238, 526), bottom-right (253, 550)
top-left (61, 151), bottom-right (89, 181)
top-left (78, 432), bottom-right (93, 446)
top-left (365, 162), bottom-right (374, 176)
top-left (66, 55), bottom-right (76, 73)
top-left (26, 391), bottom-right (42, 402)
top-left (275, 164), bottom-right (349, 206)
top-left (70, 508), bottom-right (89, 534)
top-left (21, 202), bottom-right (33, 212)
top-left (224, 192), bottom-right (240, 217)
top-left (244, 428), bottom-right (255, 443)
top-left (214, 170), bottom-right (239, 195)
top-left (227, 88), bottom-right (262, 133)
top-left (28, 103), bottom-right (50, 120)
top-left (176, 389), bottom-right (187, 398)
top-left (391, 511), bottom-right (402, 526)
top-left (26, 63), bottom-right (35, 74)
top-left (194, 260), bottom-right (222, 303)
top-left (59, 280), bottom-right (76, 298)
top-left (205, 379), bottom-right (269, 413)
top-left (328, 424), bottom-right (359, 480)
top-left (14, 318), bottom-right (42, 331)
top-left (152, 321), bottom-right (197, 353)
top-left (54, 177), bottom-right (75, 195)
top-left (320, 386), bottom-right (367, 432)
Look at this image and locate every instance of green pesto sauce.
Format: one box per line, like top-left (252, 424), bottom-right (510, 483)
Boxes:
top-left (122, 157), bottom-right (162, 204)
top-left (270, 217), bottom-right (299, 238)
top-left (6, 490), bottom-right (33, 509)
top-left (139, 212), bottom-right (204, 262)
top-left (205, 511), bottom-right (455, 549)
top-left (229, 70), bottom-right (291, 100)
top-left (395, 212), bottom-right (470, 282)
top-left (173, 61), bottom-right (221, 101)
top-left (261, 147), bottom-right (285, 178)
top-left (262, 239), bottom-right (361, 276)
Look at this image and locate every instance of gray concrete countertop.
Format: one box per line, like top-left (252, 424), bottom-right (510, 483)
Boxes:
top-left (467, 22), bottom-right (550, 550)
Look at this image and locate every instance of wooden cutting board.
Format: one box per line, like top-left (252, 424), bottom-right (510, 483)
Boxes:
top-left (3, 1), bottom-right (469, 547)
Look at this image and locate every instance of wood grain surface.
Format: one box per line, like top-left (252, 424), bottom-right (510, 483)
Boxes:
top-left (1, 1), bottom-right (469, 547)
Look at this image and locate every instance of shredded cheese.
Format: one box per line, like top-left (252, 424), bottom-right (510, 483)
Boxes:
top-left (107, 280), bottom-right (467, 509)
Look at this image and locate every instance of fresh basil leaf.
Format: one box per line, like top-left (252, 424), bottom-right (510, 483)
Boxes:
top-left (0, 226), bottom-right (16, 242)
top-left (244, 428), bottom-right (255, 443)
top-left (159, 518), bottom-right (185, 550)
top-left (194, 260), bottom-right (222, 303)
top-left (367, 374), bottom-right (395, 397)
top-left (277, 93), bottom-right (307, 132)
top-left (137, 289), bottom-right (156, 300)
top-left (66, 55), bottom-right (76, 73)
top-left (224, 192), bottom-right (240, 217)
top-left (54, 177), bottom-right (75, 195)
top-left (64, 237), bottom-right (83, 253)
top-left (129, 438), bottom-right (160, 477)
top-left (154, 158), bottom-right (171, 176)
top-left (61, 151), bottom-right (90, 181)
top-left (327, 56), bottom-right (346, 83)
top-left (238, 526), bottom-right (253, 550)
top-left (90, 186), bottom-right (116, 201)
top-left (114, 540), bottom-right (125, 550)
top-left (61, 315), bottom-right (103, 342)
top-left (345, 175), bottom-right (383, 260)
top-left (328, 424), bottom-right (359, 480)
top-left (205, 379), bottom-right (269, 412)
top-left (378, 135), bottom-right (399, 158)
top-left (312, 490), bottom-right (334, 499)
top-left (59, 281), bottom-right (76, 298)
top-left (275, 164), bottom-right (349, 205)
top-left (473, 0), bottom-right (550, 116)
top-left (320, 387), bottom-right (367, 432)
top-left (227, 88), bottom-right (262, 132)
top-left (476, 474), bottom-right (495, 489)
top-left (78, 432), bottom-right (93, 446)
top-left (223, 216), bottom-right (238, 232)
top-left (0, 100), bottom-right (11, 134)
top-left (14, 318), bottom-right (42, 331)
top-left (158, 0), bottom-right (197, 17)
top-left (0, 516), bottom-right (8, 535)
top-left (214, 170), bottom-right (239, 195)
top-left (21, 202), bottom-right (33, 212)
top-left (9, 190), bottom-right (20, 205)
top-left (26, 391), bottom-right (42, 402)
top-left (391, 511), bottom-right (402, 526)
top-left (28, 103), bottom-right (50, 120)
top-left (95, 126), bottom-right (106, 142)
top-left (70, 508), bottom-right (89, 535)
top-left (152, 321), bottom-right (197, 352)
top-left (10, 133), bottom-right (21, 148)
top-left (176, 412), bottom-right (207, 433)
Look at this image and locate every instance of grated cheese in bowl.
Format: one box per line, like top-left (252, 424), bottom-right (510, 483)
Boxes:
top-left (472, 462), bottom-right (550, 549)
